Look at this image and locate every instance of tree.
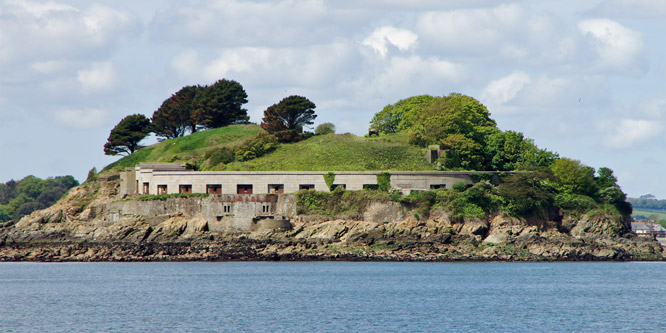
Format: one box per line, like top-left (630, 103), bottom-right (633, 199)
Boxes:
top-left (369, 95), bottom-right (436, 134)
top-left (550, 158), bottom-right (597, 196)
top-left (103, 114), bottom-right (152, 156)
top-left (315, 122), bottom-right (335, 135)
top-left (192, 79), bottom-right (248, 129)
top-left (261, 95), bottom-right (316, 142)
top-left (152, 85), bottom-right (199, 139)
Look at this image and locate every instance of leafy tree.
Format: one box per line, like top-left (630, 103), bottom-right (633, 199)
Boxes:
top-left (152, 85), bottom-right (199, 139)
top-left (595, 167), bottom-right (618, 189)
top-left (516, 139), bottom-right (559, 169)
top-left (103, 114), bottom-right (152, 156)
top-left (192, 79), bottom-right (248, 129)
top-left (369, 95), bottom-right (436, 134)
top-left (261, 95), bottom-right (317, 143)
top-left (234, 133), bottom-right (279, 161)
top-left (315, 122), bottom-right (335, 135)
top-left (550, 158), bottom-right (597, 196)
top-left (484, 130), bottom-right (524, 171)
top-left (0, 207), bottom-right (10, 222)
top-left (497, 167), bottom-right (557, 219)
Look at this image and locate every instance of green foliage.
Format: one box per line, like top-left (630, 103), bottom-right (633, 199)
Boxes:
top-left (452, 182), bottom-right (469, 192)
top-left (205, 147), bottom-right (236, 166)
top-left (554, 193), bottom-right (598, 214)
top-left (192, 79), bottom-right (249, 129)
top-left (485, 130), bottom-right (524, 171)
top-left (551, 158), bottom-right (597, 196)
top-left (295, 190), bottom-right (391, 216)
top-left (376, 172), bottom-right (391, 192)
top-left (324, 172), bottom-right (336, 191)
top-left (315, 122), bottom-right (335, 135)
top-left (369, 95), bottom-right (436, 134)
top-left (104, 114), bottom-right (152, 156)
top-left (234, 132), bottom-right (279, 162)
top-left (496, 168), bottom-right (557, 218)
top-left (152, 85), bottom-right (200, 139)
top-left (0, 175), bottom-right (79, 221)
top-left (261, 95), bottom-right (317, 143)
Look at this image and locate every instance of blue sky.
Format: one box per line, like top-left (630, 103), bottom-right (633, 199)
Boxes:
top-left (1, 0), bottom-right (665, 198)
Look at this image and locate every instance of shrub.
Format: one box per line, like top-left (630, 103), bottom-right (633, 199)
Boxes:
top-left (324, 172), bottom-right (335, 191)
top-left (86, 167), bottom-right (98, 183)
top-left (235, 133), bottom-right (279, 161)
top-left (453, 182), bottom-right (469, 192)
top-left (554, 193), bottom-right (598, 214)
top-left (315, 122), bottom-right (335, 135)
top-left (377, 172), bottom-right (391, 192)
top-left (206, 147), bottom-right (236, 165)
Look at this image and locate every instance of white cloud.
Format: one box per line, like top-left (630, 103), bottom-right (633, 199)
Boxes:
top-left (77, 62), bottom-right (117, 93)
top-left (481, 71), bottom-right (531, 106)
top-left (590, 0), bottom-right (666, 18)
top-left (362, 26), bottom-right (418, 57)
top-left (578, 19), bottom-right (645, 74)
top-left (0, 1), bottom-right (138, 65)
top-left (54, 109), bottom-right (107, 129)
top-left (604, 118), bottom-right (661, 149)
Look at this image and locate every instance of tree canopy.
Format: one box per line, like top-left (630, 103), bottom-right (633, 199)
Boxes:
top-left (261, 95), bottom-right (317, 142)
top-left (103, 114), bottom-right (152, 156)
top-left (151, 85), bottom-right (199, 139)
top-left (0, 175), bottom-right (78, 222)
top-left (315, 122), bottom-right (335, 135)
top-left (369, 95), bottom-right (436, 134)
top-left (193, 79), bottom-right (248, 129)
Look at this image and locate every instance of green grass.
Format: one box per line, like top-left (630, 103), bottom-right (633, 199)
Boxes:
top-left (633, 208), bottom-right (666, 220)
top-left (103, 125), bottom-right (437, 172)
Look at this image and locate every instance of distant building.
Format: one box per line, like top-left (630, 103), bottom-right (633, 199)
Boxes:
top-left (631, 221), bottom-right (666, 238)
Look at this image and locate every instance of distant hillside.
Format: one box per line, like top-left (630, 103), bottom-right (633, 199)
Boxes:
top-left (103, 124), bottom-right (436, 172)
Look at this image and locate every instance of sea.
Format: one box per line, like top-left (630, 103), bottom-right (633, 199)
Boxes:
top-left (1, 261), bottom-right (665, 332)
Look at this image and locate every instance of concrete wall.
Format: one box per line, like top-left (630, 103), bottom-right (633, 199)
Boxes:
top-left (109, 194), bottom-right (297, 232)
top-left (121, 166), bottom-right (478, 196)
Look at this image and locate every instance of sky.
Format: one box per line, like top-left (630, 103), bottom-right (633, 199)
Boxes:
top-left (1, 0), bottom-right (665, 198)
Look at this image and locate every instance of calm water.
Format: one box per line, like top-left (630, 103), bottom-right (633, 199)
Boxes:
top-left (1, 262), bottom-right (665, 332)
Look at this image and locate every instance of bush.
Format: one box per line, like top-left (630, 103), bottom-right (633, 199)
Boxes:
top-left (235, 133), bottom-right (279, 161)
top-left (86, 167), bottom-right (98, 183)
top-left (324, 172), bottom-right (335, 191)
top-left (377, 172), bottom-right (391, 192)
top-left (315, 122), bottom-right (335, 135)
top-left (554, 193), bottom-right (598, 214)
top-left (206, 147), bottom-right (236, 165)
top-left (453, 182), bottom-right (469, 192)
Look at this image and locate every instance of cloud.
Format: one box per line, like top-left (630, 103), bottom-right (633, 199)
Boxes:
top-left (150, 0), bottom-right (330, 47)
top-left (589, 0), bottom-right (666, 18)
top-left (54, 109), bottom-right (108, 129)
top-left (77, 62), bottom-right (117, 93)
top-left (603, 118), bottom-right (661, 149)
top-left (578, 19), bottom-right (645, 74)
top-left (362, 26), bottom-right (418, 57)
top-left (481, 71), bottom-right (531, 106)
top-left (171, 43), bottom-right (358, 88)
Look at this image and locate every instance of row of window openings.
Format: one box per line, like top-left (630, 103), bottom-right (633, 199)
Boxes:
top-left (221, 204), bottom-right (271, 213)
top-left (145, 183), bottom-right (316, 195)
top-left (143, 183), bottom-right (446, 194)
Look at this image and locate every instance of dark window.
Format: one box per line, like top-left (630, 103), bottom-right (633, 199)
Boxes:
top-left (237, 184), bottom-right (253, 194)
top-left (179, 185), bottom-right (192, 194)
top-left (206, 184), bottom-right (222, 194)
top-left (143, 182), bottom-right (150, 194)
top-left (157, 185), bottom-right (168, 195)
top-left (262, 205), bottom-right (270, 213)
top-left (223, 205), bottom-right (232, 213)
top-left (268, 184), bottom-right (284, 194)
top-left (363, 184), bottom-right (379, 190)
top-left (332, 184), bottom-right (346, 191)
top-left (430, 184), bottom-right (446, 189)
top-left (299, 184), bottom-right (315, 190)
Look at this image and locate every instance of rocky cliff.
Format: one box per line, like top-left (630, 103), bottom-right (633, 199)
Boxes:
top-left (0, 175), bottom-right (663, 261)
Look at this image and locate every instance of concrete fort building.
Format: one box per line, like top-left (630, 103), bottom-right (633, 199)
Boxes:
top-left (115, 163), bottom-right (480, 232)
top-left (119, 163), bottom-right (476, 196)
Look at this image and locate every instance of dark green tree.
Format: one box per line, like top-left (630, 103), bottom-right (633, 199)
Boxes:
top-left (192, 79), bottom-right (248, 129)
top-left (261, 95), bottom-right (317, 142)
top-left (152, 85), bottom-right (199, 139)
top-left (103, 114), bottom-right (152, 156)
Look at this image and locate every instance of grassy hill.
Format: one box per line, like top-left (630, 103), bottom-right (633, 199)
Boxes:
top-left (104, 124), bottom-right (436, 172)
